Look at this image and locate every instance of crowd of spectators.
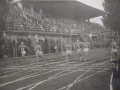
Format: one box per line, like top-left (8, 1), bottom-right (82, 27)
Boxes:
top-left (0, 3), bottom-right (111, 59)
top-left (6, 3), bottom-right (110, 36)
top-left (0, 32), bottom-right (64, 59)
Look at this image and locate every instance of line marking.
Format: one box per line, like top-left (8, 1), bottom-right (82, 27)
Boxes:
top-left (110, 73), bottom-right (113, 90)
top-left (16, 58), bottom-right (105, 90)
top-left (0, 70), bottom-right (57, 87)
top-left (0, 56), bottom-right (78, 77)
top-left (48, 57), bottom-right (110, 80)
top-left (58, 68), bottom-right (111, 90)
top-left (0, 70), bottom-right (34, 79)
top-left (0, 69), bottom-right (46, 79)
top-left (23, 58), bottom-right (111, 90)
top-left (2, 50), bottom-right (109, 69)
top-left (66, 70), bottom-right (90, 90)
top-left (57, 60), bottom-right (111, 90)
top-left (17, 70), bottom-right (84, 90)
top-left (0, 53), bottom-right (110, 89)
top-left (0, 50), bottom-right (109, 74)
top-left (0, 52), bottom-right (109, 77)
top-left (0, 69), bottom-right (25, 74)
top-left (66, 60), bottom-right (111, 90)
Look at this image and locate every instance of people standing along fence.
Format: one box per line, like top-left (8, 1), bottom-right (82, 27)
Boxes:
top-left (0, 34), bottom-right (64, 59)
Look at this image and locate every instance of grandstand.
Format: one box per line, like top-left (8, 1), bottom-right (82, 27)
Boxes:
top-left (2, 0), bottom-right (111, 58)
top-left (0, 1), bottom-right (118, 90)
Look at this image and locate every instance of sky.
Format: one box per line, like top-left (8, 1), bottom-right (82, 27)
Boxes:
top-left (77, 0), bottom-right (104, 25)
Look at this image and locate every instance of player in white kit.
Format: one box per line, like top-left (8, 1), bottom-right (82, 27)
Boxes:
top-left (35, 42), bottom-right (43, 64)
top-left (82, 40), bottom-right (91, 62)
top-left (19, 42), bottom-right (30, 59)
top-left (66, 43), bottom-right (72, 62)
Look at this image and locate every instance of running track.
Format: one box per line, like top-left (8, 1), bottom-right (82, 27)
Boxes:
top-left (0, 48), bottom-right (114, 90)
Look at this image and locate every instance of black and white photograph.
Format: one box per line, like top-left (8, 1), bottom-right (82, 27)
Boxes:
top-left (0, 0), bottom-right (120, 90)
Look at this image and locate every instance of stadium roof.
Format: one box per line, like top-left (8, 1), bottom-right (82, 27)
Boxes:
top-left (22, 0), bottom-right (106, 19)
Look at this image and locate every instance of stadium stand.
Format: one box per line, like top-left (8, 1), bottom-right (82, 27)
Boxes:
top-left (0, 0), bottom-right (111, 59)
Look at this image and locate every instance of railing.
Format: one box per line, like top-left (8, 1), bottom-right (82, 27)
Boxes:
top-left (6, 21), bottom-right (78, 35)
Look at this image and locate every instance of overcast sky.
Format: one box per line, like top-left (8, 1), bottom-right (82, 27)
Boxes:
top-left (77, 0), bottom-right (104, 25)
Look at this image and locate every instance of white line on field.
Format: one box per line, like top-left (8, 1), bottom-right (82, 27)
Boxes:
top-left (3, 51), bottom-right (108, 69)
top-left (0, 55), bottom-right (110, 89)
top-left (110, 73), bottom-right (113, 90)
top-left (58, 68), bottom-right (110, 90)
top-left (24, 58), bottom-right (110, 90)
top-left (0, 70), bottom-right (56, 87)
top-left (66, 70), bottom-right (90, 90)
top-left (16, 58), bottom-right (104, 90)
top-left (1, 52), bottom-right (108, 78)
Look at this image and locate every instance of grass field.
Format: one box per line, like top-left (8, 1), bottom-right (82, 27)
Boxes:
top-left (0, 48), bottom-right (114, 90)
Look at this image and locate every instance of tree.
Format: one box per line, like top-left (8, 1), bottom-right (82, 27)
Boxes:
top-left (102, 0), bottom-right (120, 34)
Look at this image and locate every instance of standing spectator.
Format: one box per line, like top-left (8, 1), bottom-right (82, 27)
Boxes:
top-left (1, 44), bottom-right (9, 59)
